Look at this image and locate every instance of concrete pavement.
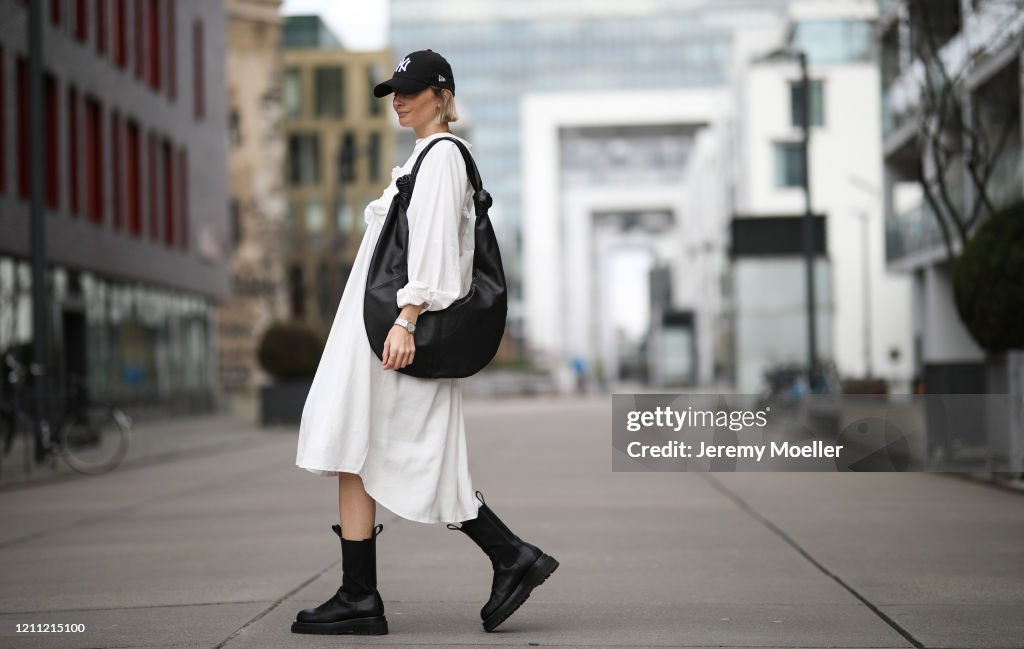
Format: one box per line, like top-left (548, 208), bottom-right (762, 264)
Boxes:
top-left (1, 395), bottom-right (1022, 648)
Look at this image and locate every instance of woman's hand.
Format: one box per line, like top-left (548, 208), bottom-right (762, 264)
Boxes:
top-left (382, 304), bottom-right (425, 370)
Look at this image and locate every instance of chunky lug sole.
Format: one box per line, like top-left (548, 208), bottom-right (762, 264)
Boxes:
top-left (483, 553), bottom-right (559, 632)
top-left (290, 615), bottom-right (389, 635)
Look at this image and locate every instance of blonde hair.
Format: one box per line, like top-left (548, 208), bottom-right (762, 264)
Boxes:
top-left (431, 87), bottom-right (459, 124)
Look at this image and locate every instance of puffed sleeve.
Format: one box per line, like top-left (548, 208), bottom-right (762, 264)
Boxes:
top-left (396, 141), bottom-right (469, 312)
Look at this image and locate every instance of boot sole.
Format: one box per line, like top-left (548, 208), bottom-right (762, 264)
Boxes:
top-left (290, 615), bottom-right (389, 635)
top-left (483, 553), bottom-right (559, 632)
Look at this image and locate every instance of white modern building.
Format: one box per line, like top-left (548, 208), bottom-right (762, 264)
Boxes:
top-left (521, 89), bottom-right (733, 389)
top-left (730, 0), bottom-right (914, 393)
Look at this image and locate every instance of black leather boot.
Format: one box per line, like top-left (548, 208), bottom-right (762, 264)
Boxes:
top-left (291, 523), bottom-right (388, 635)
top-left (448, 491), bottom-right (558, 632)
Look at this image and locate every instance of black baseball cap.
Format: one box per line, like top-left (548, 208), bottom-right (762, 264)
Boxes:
top-left (374, 49), bottom-right (455, 98)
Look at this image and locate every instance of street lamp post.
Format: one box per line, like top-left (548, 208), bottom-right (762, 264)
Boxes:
top-left (796, 50), bottom-right (819, 387)
top-left (755, 45), bottom-right (818, 387)
top-left (28, 0), bottom-right (51, 461)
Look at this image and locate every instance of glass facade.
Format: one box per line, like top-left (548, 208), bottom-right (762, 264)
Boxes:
top-left (790, 79), bottom-right (825, 127)
top-left (792, 20), bottom-right (875, 64)
top-left (774, 142), bottom-right (806, 187)
top-left (314, 67), bottom-right (344, 117)
top-left (390, 0), bottom-right (790, 339)
top-left (0, 256), bottom-right (217, 411)
top-left (284, 67), bottom-right (302, 118)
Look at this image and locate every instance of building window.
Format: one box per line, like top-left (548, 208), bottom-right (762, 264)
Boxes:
top-left (288, 133), bottom-right (320, 185)
top-left (314, 67), bottom-right (344, 117)
top-left (148, 131), bottom-right (158, 240)
top-left (111, 111), bottom-right (123, 229)
top-left (44, 73), bottom-right (59, 211)
top-left (147, 0), bottom-right (160, 90)
top-left (289, 265), bottom-right (305, 318)
top-left (16, 57), bottom-right (27, 200)
top-left (75, 0), bottom-right (87, 43)
top-left (305, 198), bottom-right (325, 233)
top-left (68, 85), bottom-right (79, 214)
top-left (283, 68), bottom-right (301, 118)
top-left (167, 0), bottom-right (176, 100)
top-left (85, 97), bottom-right (104, 224)
top-left (368, 132), bottom-right (382, 182)
top-left (338, 132), bottom-right (356, 184)
top-left (334, 198), bottom-right (352, 232)
top-left (15, 62), bottom-right (61, 208)
top-left (790, 80), bottom-right (824, 128)
top-left (95, 0), bottom-right (108, 56)
top-left (193, 20), bottom-right (204, 119)
top-left (774, 142), bottom-right (806, 188)
top-left (162, 139), bottom-right (174, 246)
top-left (134, 0), bottom-right (145, 80)
top-left (367, 65), bottom-right (382, 116)
top-left (126, 120), bottom-right (141, 235)
top-left (50, 0), bottom-right (62, 26)
top-left (792, 20), bottom-right (874, 64)
top-left (113, 0), bottom-right (128, 67)
top-left (316, 261), bottom-right (331, 321)
top-left (178, 148), bottom-right (188, 248)
top-left (0, 46), bottom-right (5, 194)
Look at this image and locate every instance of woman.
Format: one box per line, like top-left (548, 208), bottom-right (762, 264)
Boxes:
top-left (291, 50), bottom-right (558, 636)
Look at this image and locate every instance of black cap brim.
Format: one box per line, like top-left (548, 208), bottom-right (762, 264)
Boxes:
top-left (373, 76), bottom-right (430, 98)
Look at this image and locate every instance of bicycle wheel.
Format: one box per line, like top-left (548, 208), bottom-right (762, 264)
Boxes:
top-left (57, 406), bottom-right (131, 475)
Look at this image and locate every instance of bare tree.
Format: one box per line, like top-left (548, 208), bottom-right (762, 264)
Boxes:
top-left (906, 0), bottom-right (1024, 265)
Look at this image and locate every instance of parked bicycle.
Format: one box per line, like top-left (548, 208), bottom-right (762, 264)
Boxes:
top-left (0, 353), bottom-right (132, 475)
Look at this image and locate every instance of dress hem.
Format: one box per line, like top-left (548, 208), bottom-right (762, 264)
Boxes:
top-left (295, 461), bottom-right (479, 525)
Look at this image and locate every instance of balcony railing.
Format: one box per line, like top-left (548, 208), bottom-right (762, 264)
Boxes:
top-left (987, 144), bottom-right (1023, 211)
top-left (887, 146), bottom-right (1021, 264)
top-left (886, 201), bottom-right (945, 263)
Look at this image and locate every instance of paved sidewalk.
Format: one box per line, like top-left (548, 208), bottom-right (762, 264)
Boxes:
top-left (0, 395), bottom-right (1022, 648)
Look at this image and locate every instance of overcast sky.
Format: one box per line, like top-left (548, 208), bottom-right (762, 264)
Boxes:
top-left (280, 0), bottom-right (389, 51)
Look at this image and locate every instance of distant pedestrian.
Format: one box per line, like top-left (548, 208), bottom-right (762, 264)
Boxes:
top-left (291, 50), bottom-right (557, 636)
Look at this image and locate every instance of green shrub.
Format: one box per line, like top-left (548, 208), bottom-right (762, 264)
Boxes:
top-left (257, 321), bottom-right (326, 380)
top-left (953, 199), bottom-right (1024, 352)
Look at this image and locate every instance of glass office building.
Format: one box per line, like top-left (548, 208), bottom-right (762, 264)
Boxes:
top-left (390, 0), bottom-right (789, 351)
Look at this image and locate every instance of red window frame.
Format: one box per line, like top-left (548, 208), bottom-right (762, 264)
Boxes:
top-left (162, 139), bottom-right (174, 246)
top-left (178, 148), bottom-right (188, 248)
top-left (50, 0), bottom-right (62, 26)
top-left (147, 0), bottom-right (160, 90)
top-left (126, 120), bottom-right (141, 235)
top-left (96, 0), bottom-right (108, 56)
top-left (167, 0), bottom-right (176, 101)
top-left (148, 131), bottom-right (158, 240)
top-left (113, 0), bottom-right (127, 68)
top-left (111, 111), bottom-right (123, 229)
top-left (84, 97), bottom-right (104, 224)
top-left (193, 21), bottom-right (204, 120)
top-left (135, 0), bottom-right (145, 81)
top-left (16, 57), bottom-right (28, 200)
top-left (75, 0), bottom-right (87, 43)
top-left (68, 85), bottom-right (79, 215)
top-left (44, 73), bottom-right (59, 211)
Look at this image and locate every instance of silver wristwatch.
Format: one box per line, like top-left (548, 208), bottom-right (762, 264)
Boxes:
top-left (393, 317), bottom-right (416, 333)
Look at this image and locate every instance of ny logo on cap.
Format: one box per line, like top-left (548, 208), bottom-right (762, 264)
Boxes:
top-left (396, 57), bottom-right (411, 73)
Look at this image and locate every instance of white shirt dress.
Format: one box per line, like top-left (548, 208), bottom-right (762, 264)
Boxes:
top-left (295, 132), bottom-right (480, 525)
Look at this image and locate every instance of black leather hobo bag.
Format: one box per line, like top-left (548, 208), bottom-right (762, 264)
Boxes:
top-left (363, 137), bottom-right (508, 379)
